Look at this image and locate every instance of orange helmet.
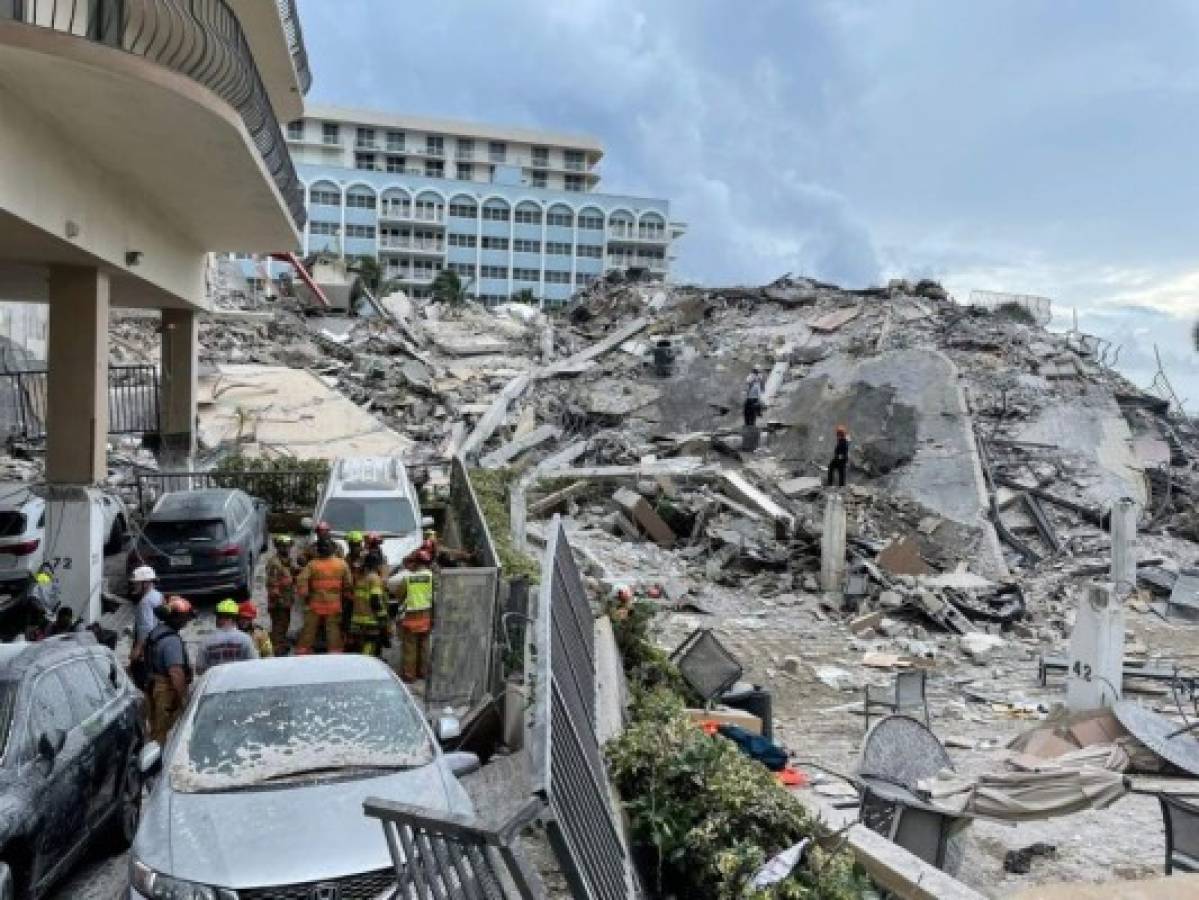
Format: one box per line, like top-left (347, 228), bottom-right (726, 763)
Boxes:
top-left (237, 600), bottom-right (257, 621)
top-left (315, 520), bottom-right (332, 536)
top-left (835, 425), bottom-right (848, 436)
top-left (165, 596), bottom-right (193, 617)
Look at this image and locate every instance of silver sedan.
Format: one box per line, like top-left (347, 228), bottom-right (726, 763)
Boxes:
top-left (127, 655), bottom-right (477, 899)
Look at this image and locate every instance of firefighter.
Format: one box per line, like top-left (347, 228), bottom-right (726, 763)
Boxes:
top-left (295, 535), bottom-right (352, 654)
top-left (237, 600), bottom-right (274, 658)
top-left (145, 597), bottom-right (194, 744)
top-left (348, 546), bottom-right (390, 656)
top-left (389, 549), bottom-right (434, 682)
top-left (300, 520), bottom-right (341, 565)
top-left (265, 534), bottom-right (296, 654)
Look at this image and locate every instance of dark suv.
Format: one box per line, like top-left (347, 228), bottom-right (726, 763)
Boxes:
top-left (0, 634), bottom-right (146, 899)
top-left (128, 488), bottom-right (268, 600)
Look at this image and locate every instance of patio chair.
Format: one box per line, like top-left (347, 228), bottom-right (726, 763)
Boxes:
top-left (1159, 793), bottom-right (1199, 874)
top-left (864, 669), bottom-right (930, 732)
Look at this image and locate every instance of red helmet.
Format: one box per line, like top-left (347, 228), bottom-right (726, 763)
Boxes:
top-left (615, 586), bottom-right (633, 603)
top-left (237, 600), bottom-right (257, 621)
top-left (364, 531), bottom-right (383, 549)
top-left (835, 425), bottom-right (848, 436)
top-left (315, 520), bottom-right (332, 536)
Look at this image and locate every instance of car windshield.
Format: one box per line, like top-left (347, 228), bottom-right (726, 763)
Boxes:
top-left (0, 683), bottom-right (14, 759)
top-left (144, 519), bottom-right (226, 545)
top-left (321, 497), bottom-right (416, 536)
top-left (172, 678), bottom-right (433, 792)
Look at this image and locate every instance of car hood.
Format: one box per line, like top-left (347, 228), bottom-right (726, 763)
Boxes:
top-left (135, 763), bottom-right (473, 889)
top-left (381, 535), bottom-right (422, 568)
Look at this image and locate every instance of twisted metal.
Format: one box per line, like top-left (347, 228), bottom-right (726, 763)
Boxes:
top-left (2, 0), bottom-right (306, 228)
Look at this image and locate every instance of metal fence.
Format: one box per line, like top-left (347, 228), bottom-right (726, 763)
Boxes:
top-left (134, 467), bottom-right (325, 512)
top-left (0, 364), bottom-right (160, 440)
top-left (364, 797), bottom-right (546, 899)
top-left (275, 0), bottom-right (312, 93)
top-left (2, 0), bottom-right (306, 228)
top-left (969, 289), bottom-right (1053, 326)
top-left (528, 517), bottom-right (638, 900)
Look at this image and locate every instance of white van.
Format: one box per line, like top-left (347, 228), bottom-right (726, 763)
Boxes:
top-left (305, 457), bottom-right (429, 567)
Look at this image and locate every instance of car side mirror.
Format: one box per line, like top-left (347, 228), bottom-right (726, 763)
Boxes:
top-left (38, 730), bottom-right (65, 763)
top-left (444, 751), bottom-right (481, 778)
top-left (138, 742), bottom-right (162, 776)
top-left (421, 516), bottom-right (435, 529)
top-left (300, 516), bottom-right (313, 530)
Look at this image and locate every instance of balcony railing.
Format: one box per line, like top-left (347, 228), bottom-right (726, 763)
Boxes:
top-left (1, 0), bottom-right (308, 229)
top-left (275, 0), bottom-right (312, 93)
top-left (385, 270), bottom-right (438, 284)
top-left (608, 226), bottom-right (668, 242)
top-left (379, 205), bottom-right (445, 224)
top-left (379, 237), bottom-right (445, 253)
top-left (564, 158), bottom-right (586, 171)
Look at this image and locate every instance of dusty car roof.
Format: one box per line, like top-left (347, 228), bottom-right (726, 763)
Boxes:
top-left (0, 635), bottom-right (99, 679)
top-left (199, 654), bottom-right (393, 693)
top-left (152, 489), bottom-right (240, 519)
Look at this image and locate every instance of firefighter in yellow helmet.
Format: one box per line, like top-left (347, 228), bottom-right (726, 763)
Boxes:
top-left (348, 546), bottom-right (390, 656)
top-left (265, 534), bottom-right (296, 654)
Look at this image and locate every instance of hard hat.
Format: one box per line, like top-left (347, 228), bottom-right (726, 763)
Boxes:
top-left (346, 530), bottom-right (364, 544)
top-left (215, 599), bottom-right (239, 617)
top-left (273, 533), bottom-right (293, 546)
top-left (236, 600), bottom-right (257, 620)
top-left (364, 532), bottom-right (383, 548)
top-left (315, 521), bottom-right (332, 535)
top-left (423, 528), bottom-right (436, 540)
top-left (615, 585), bottom-right (633, 603)
top-left (35, 572), bottom-right (52, 587)
top-left (131, 565), bottom-right (157, 583)
top-left (164, 596), bottom-right (193, 617)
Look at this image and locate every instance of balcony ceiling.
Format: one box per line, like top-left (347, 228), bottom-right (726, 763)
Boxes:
top-left (0, 23), bottom-right (300, 252)
top-left (227, 0), bottom-right (306, 122)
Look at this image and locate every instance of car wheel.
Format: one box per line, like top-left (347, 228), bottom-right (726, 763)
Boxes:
top-left (104, 515), bottom-right (126, 556)
top-left (107, 751), bottom-right (143, 852)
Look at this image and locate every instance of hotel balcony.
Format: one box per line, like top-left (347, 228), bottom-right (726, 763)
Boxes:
top-left (379, 204), bottom-right (446, 225)
top-left (379, 237), bottom-right (446, 255)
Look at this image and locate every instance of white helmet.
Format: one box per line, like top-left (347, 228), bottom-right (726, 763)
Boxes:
top-left (131, 565), bottom-right (157, 583)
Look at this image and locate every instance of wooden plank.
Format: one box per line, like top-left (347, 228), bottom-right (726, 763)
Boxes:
top-left (540, 317), bottom-right (651, 378)
top-left (458, 374), bottom-right (531, 462)
top-left (528, 480), bottom-right (588, 517)
top-left (479, 423), bottom-right (561, 468)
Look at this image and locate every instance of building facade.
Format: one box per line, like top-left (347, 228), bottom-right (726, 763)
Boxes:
top-left (277, 104), bottom-right (684, 305)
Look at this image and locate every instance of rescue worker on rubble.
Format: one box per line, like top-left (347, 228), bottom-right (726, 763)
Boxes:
top-left (389, 549), bottom-right (434, 682)
top-left (145, 597), bottom-right (194, 744)
top-left (197, 599), bottom-right (259, 674)
top-left (295, 534), bottom-right (353, 654)
top-left (827, 424), bottom-right (850, 488)
top-left (349, 546), bottom-right (391, 656)
top-left (265, 534), bottom-right (296, 654)
top-left (237, 600), bottom-right (274, 658)
top-left (744, 366), bottom-right (765, 427)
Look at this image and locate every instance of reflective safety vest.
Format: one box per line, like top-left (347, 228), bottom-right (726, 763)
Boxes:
top-left (298, 556), bottom-right (352, 616)
top-left (404, 570), bottom-right (434, 614)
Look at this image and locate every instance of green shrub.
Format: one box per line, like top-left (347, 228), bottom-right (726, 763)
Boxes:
top-left (466, 467), bottom-right (540, 581)
top-left (607, 689), bottom-right (865, 899)
top-left (211, 454), bottom-right (329, 511)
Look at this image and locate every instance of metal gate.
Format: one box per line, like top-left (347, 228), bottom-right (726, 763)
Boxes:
top-left (1, 364), bottom-right (160, 439)
top-left (528, 517), bottom-right (638, 899)
top-left (426, 567), bottom-right (500, 713)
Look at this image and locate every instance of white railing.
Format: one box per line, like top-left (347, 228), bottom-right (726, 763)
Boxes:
top-left (608, 227), bottom-right (668, 242)
top-left (379, 238), bottom-right (445, 253)
top-left (379, 206), bottom-right (445, 224)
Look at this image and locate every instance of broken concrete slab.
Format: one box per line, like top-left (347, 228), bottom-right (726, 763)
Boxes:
top-left (808, 305), bottom-right (861, 333)
top-left (541, 316), bottom-right (651, 378)
top-left (458, 373), bottom-right (532, 462)
top-left (877, 535), bottom-right (932, 576)
top-left (612, 487), bottom-right (676, 548)
top-left (719, 470), bottom-right (795, 530)
top-left (479, 423), bottom-right (562, 468)
top-left (779, 476), bottom-right (822, 498)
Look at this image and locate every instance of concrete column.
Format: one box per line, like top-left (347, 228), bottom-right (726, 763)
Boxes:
top-left (821, 493), bottom-right (847, 594)
top-left (44, 266), bottom-right (108, 623)
top-left (1110, 497), bottom-right (1138, 598)
top-left (1066, 584), bottom-right (1124, 712)
top-left (46, 266), bottom-right (108, 484)
top-left (159, 308), bottom-right (197, 469)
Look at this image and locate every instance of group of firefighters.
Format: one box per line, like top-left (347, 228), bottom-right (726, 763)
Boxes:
top-left (128, 523), bottom-right (443, 744)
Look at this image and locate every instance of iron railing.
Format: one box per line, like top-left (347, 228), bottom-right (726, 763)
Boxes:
top-left (2, 0), bottom-right (307, 228)
top-left (274, 0), bottom-right (311, 93)
top-left (528, 517), bottom-right (638, 900)
top-left (135, 467), bottom-right (325, 512)
top-left (364, 797), bottom-right (546, 899)
top-left (0, 364), bottom-right (160, 439)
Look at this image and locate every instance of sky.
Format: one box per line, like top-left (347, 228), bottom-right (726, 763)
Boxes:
top-left (296, 0), bottom-right (1199, 406)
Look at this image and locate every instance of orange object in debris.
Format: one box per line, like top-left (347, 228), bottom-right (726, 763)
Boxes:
top-left (776, 766), bottom-right (809, 787)
top-left (699, 720), bottom-right (720, 736)
top-left (647, 585), bottom-right (662, 598)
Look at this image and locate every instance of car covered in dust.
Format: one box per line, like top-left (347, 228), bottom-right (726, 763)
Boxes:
top-left (128, 654), bottom-right (477, 899)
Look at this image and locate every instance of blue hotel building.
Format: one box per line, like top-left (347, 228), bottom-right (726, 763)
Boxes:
top-left (263, 104), bottom-right (684, 306)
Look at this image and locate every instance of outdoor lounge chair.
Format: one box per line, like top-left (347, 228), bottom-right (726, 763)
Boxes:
top-left (864, 669), bottom-right (930, 731)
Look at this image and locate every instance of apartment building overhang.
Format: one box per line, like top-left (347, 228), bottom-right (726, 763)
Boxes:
top-left (228, 0), bottom-right (311, 122)
top-left (0, 4), bottom-right (305, 251)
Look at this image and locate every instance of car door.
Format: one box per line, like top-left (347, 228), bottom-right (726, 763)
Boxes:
top-left (59, 656), bottom-right (121, 832)
top-left (21, 667), bottom-right (89, 893)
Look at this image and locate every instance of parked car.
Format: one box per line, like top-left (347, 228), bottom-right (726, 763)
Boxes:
top-left (127, 489), bottom-right (268, 600)
top-left (0, 486), bottom-right (127, 597)
top-left (0, 634), bottom-right (148, 900)
top-left (304, 456), bottom-right (431, 568)
top-left (129, 655), bottom-right (477, 898)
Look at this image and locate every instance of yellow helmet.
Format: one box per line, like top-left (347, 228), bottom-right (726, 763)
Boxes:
top-left (346, 530), bottom-right (364, 545)
top-left (215, 599), bottom-right (240, 617)
top-left (35, 572), bottom-right (52, 587)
